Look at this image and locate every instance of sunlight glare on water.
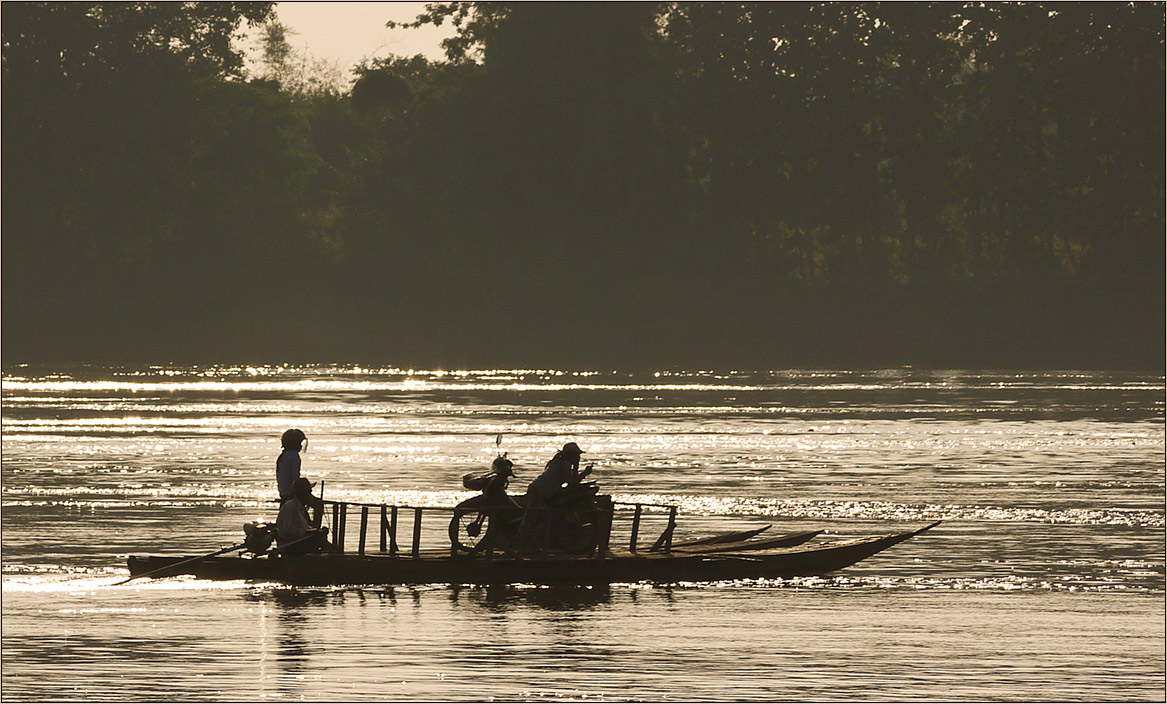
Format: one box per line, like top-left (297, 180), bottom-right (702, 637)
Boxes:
top-left (1, 365), bottom-right (1163, 701)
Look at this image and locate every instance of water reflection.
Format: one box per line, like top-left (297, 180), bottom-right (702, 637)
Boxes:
top-left (447, 583), bottom-right (614, 612)
top-left (242, 588), bottom-right (333, 699)
top-left (1, 366), bottom-right (1162, 701)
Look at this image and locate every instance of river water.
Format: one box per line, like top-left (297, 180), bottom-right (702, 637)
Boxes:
top-left (1, 366), bottom-right (1163, 702)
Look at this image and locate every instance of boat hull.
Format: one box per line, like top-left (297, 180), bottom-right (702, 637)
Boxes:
top-left (126, 523), bottom-right (938, 587)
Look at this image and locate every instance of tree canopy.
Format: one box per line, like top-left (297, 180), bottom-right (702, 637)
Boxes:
top-left (4, 2), bottom-right (1163, 369)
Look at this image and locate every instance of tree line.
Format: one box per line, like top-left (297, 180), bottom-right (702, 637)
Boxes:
top-left (3, 2), bottom-right (1163, 368)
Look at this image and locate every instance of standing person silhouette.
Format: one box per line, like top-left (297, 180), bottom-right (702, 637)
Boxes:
top-left (276, 429), bottom-right (323, 528)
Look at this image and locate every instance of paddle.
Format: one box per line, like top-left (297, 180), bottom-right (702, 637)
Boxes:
top-left (116, 527), bottom-right (335, 586)
top-left (114, 542), bottom-right (247, 586)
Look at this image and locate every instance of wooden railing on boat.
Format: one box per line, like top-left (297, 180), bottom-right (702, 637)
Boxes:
top-left (617, 501), bottom-right (678, 553)
top-left (318, 498), bottom-right (679, 559)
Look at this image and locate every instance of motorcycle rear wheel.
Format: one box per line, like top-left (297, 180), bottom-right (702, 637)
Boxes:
top-left (449, 509), bottom-right (491, 553)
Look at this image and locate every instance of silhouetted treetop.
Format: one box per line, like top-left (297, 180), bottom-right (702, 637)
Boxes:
top-left (351, 67), bottom-right (412, 115)
top-left (2, 2), bottom-right (274, 81)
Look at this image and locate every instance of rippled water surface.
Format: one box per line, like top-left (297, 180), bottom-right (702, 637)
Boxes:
top-left (2, 366), bottom-right (1164, 701)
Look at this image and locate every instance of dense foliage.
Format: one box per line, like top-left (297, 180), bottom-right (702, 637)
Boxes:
top-left (4, 2), bottom-right (1163, 368)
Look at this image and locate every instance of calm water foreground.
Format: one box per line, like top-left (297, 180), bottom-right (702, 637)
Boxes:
top-left (1, 366), bottom-right (1163, 702)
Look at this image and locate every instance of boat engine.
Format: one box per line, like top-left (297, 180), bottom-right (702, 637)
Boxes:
top-left (243, 520), bottom-right (275, 554)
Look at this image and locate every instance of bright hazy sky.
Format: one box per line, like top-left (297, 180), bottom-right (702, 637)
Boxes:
top-left (271, 2), bottom-right (454, 66)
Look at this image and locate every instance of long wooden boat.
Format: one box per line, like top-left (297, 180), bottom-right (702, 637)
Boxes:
top-left (125, 522), bottom-right (940, 587)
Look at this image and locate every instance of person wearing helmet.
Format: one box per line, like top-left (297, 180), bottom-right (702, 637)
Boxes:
top-left (483, 456), bottom-right (519, 508)
top-left (452, 454), bottom-right (524, 550)
top-left (276, 429), bottom-right (323, 527)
